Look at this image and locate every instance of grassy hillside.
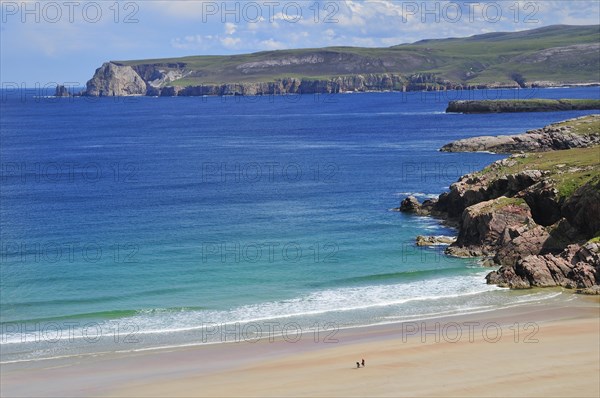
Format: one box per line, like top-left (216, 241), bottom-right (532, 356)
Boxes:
top-left (478, 114), bottom-right (600, 199)
top-left (396, 25), bottom-right (600, 83)
top-left (113, 24), bottom-right (600, 86)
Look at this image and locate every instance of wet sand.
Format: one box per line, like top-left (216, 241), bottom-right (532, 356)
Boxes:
top-left (2, 296), bottom-right (598, 397)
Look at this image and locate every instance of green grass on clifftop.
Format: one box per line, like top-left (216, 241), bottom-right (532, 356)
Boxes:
top-left (478, 115), bottom-right (600, 199)
top-left (481, 197), bottom-right (527, 211)
top-left (447, 99), bottom-right (600, 113)
top-left (111, 24), bottom-right (600, 86)
top-left (551, 114), bottom-right (600, 135)
top-left (482, 146), bottom-right (600, 199)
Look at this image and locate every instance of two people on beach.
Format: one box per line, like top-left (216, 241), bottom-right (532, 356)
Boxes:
top-left (356, 359), bottom-right (365, 368)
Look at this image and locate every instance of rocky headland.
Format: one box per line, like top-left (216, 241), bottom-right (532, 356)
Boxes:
top-left (399, 114), bottom-right (600, 292)
top-left (440, 114), bottom-right (600, 153)
top-left (73, 25), bottom-right (600, 97)
top-left (81, 62), bottom-right (508, 97)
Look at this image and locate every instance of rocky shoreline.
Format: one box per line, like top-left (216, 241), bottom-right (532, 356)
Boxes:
top-left (441, 115), bottom-right (600, 153)
top-left (75, 62), bottom-right (530, 97)
top-left (399, 115), bottom-right (600, 292)
top-left (54, 25), bottom-right (600, 98)
top-left (57, 60), bottom-right (600, 98)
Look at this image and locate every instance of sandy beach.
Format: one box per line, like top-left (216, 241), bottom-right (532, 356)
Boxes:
top-left (1, 294), bottom-right (598, 398)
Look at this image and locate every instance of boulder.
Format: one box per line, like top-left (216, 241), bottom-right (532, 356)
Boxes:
top-left (416, 235), bottom-right (457, 246)
top-left (398, 196), bottom-right (422, 213)
top-left (396, 196), bottom-right (440, 217)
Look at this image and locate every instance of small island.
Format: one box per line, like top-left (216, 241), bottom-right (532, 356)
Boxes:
top-left (446, 99), bottom-right (600, 114)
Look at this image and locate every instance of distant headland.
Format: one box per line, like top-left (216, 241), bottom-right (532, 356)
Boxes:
top-left (59, 24), bottom-right (600, 97)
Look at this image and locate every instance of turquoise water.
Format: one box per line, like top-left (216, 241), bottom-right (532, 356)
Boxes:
top-left (1, 87), bottom-right (598, 362)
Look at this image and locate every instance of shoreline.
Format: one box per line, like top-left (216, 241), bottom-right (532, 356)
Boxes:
top-left (0, 286), bottom-right (554, 366)
top-left (1, 269), bottom-right (552, 365)
top-left (57, 83), bottom-right (600, 98)
top-left (2, 293), bottom-right (598, 397)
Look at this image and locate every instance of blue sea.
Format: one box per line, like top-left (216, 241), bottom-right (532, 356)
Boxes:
top-left (1, 87), bottom-right (599, 362)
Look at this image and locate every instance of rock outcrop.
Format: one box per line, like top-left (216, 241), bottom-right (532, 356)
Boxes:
top-left (486, 243), bottom-right (600, 289)
top-left (54, 85), bottom-right (71, 97)
top-left (561, 178), bottom-right (600, 237)
top-left (398, 116), bottom-right (600, 291)
top-left (416, 236), bottom-right (457, 246)
top-left (446, 197), bottom-right (535, 257)
top-left (84, 62), bottom-right (147, 97)
top-left (435, 163), bottom-right (545, 218)
top-left (394, 196), bottom-right (444, 218)
top-left (440, 115), bottom-right (600, 153)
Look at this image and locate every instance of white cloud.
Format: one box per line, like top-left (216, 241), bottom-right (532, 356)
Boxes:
top-left (225, 23), bottom-right (237, 35)
top-left (4, 0), bottom-right (600, 84)
top-left (171, 35), bottom-right (208, 50)
top-left (220, 36), bottom-right (241, 49)
top-left (260, 38), bottom-right (286, 50)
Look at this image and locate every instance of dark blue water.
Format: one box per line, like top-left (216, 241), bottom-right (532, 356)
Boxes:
top-left (1, 87), bottom-right (598, 361)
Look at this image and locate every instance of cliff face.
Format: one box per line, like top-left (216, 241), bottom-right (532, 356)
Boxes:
top-left (399, 115), bottom-right (600, 291)
top-left (80, 24), bottom-right (600, 97)
top-left (83, 67), bottom-right (467, 97)
top-left (81, 60), bottom-right (595, 97)
top-left (84, 62), bottom-right (147, 96)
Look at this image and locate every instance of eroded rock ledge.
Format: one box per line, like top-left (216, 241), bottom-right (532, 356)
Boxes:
top-left (441, 115), bottom-right (600, 153)
top-left (398, 115), bottom-right (600, 291)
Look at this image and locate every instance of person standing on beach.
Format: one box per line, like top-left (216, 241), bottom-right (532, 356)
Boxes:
top-left (361, 359), bottom-right (365, 367)
top-left (356, 362), bottom-right (360, 368)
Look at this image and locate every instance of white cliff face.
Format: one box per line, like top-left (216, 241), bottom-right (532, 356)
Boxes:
top-left (85, 62), bottom-right (147, 96)
top-left (147, 69), bottom-right (189, 88)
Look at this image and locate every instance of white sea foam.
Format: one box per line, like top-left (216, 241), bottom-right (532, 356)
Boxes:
top-left (0, 280), bottom-right (567, 364)
top-left (395, 192), bottom-right (439, 199)
top-left (0, 271), bottom-right (500, 345)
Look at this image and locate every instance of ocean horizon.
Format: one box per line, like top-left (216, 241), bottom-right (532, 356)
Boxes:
top-left (1, 86), bottom-right (599, 363)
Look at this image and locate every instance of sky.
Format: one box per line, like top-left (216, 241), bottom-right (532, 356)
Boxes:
top-left (1, 0), bottom-right (599, 86)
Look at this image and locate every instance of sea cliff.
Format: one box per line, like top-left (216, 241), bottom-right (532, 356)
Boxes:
top-left (81, 60), bottom-right (599, 98)
top-left (77, 25), bottom-right (600, 97)
top-left (82, 62), bottom-right (483, 97)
